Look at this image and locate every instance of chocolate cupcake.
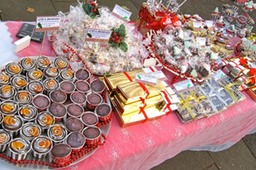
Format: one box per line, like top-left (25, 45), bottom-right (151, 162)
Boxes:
top-left (26, 81), bottom-right (44, 95)
top-left (0, 100), bottom-right (18, 116)
top-left (48, 102), bottom-right (67, 122)
top-left (83, 127), bottom-right (101, 146)
top-left (32, 94), bottom-right (50, 111)
top-left (70, 91), bottom-right (86, 107)
top-left (65, 117), bottom-right (84, 132)
top-left (90, 79), bottom-right (105, 94)
top-left (31, 136), bottom-right (53, 159)
top-left (54, 57), bottom-right (69, 70)
top-left (2, 115), bottom-right (23, 136)
top-left (0, 72), bottom-right (10, 86)
top-left (5, 62), bottom-right (22, 76)
top-left (36, 56), bottom-right (51, 70)
top-left (86, 92), bottom-right (102, 110)
top-left (0, 84), bottom-right (16, 100)
top-left (66, 131), bottom-right (85, 151)
top-left (20, 122), bottom-right (42, 141)
top-left (67, 103), bottom-right (84, 118)
top-left (60, 68), bottom-right (74, 81)
top-left (15, 90), bottom-right (32, 105)
top-left (9, 138), bottom-right (31, 160)
top-left (36, 111), bottom-right (55, 130)
top-left (44, 66), bottom-right (59, 79)
top-left (18, 104), bottom-right (38, 122)
top-left (81, 111), bottom-right (98, 127)
top-left (43, 78), bottom-right (59, 94)
top-left (95, 103), bottom-right (112, 122)
top-left (75, 68), bottom-right (90, 81)
top-left (75, 80), bottom-right (90, 93)
top-left (20, 57), bottom-right (36, 72)
top-left (59, 80), bottom-right (75, 94)
top-left (0, 130), bottom-right (12, 152)
top-left (47, 124), bottom-right (67, 143)
top-left (51, 143), bottom-right (71, 166)
top-left (50, 89), bottom-right (67, 104)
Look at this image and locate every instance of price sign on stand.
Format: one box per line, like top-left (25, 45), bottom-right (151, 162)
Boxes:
top-left (35, 16), bottom-right (61, 56)
top-left (85, 28), bottom-right (112, 43)
top-left (35, 16), bottom-right (61, 32)
top-left (112, 4), bottom-right (132, 21)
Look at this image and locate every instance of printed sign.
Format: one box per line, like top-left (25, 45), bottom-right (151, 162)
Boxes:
top-left (85, 28), bottom-right (112, 42)
top-left (173, 79), bottom-right (194, 91)
top-left (112, 4), bottom-right (132, 21)
top-left (35, 16), bottom-right (61, 32)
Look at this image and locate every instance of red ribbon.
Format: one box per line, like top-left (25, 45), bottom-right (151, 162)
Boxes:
top-left (138, 82), bottom-right (150, 99)
top-left (123, 72), bottom-right (133, 82)
top-left (161, 90), bottom-right (172, 113)
top-left (149, 66), bottom-right (155, 72)
top-left (139, 97), bottom-right (148, 120)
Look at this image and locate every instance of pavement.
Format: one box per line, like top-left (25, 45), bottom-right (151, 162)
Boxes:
top-left (0, 0), bottom-right (256, 170)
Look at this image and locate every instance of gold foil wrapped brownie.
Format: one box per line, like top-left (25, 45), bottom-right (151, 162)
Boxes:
top-left (116, 81), bottom-right (165, 104)
top-left (112, 92), bottom-right (165, 115)
top-left (104, 70), bottom-right (143, 92)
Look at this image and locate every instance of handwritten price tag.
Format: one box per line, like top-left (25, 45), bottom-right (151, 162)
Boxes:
top-left (85, 28), bottom-right (112, 42)
top-left (35, 16), bottom-right (61, 32)
top-left (112, 4), bottom-right (132, 21)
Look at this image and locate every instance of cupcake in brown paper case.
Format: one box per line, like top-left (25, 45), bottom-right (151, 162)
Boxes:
top-left (2, 115), bottom-right (23, 136)
top-left (18, 104), bottom-right (38, 122)
top-left (59, 68), bottom-right (74, 81)
top-left (0, 84), bottom-right (16, 100)
top-left (54, 57), bottom-right (69, 70)
top-left (0, 72), bottom-right (10, 86)
top-left (27, 68), bottom-right (43, 81)
top-left (20, 57), bottom-right (36, 72)
top-left (9, 138), bottom-right (31, 160)
top-left (5, 62), bottom-right (22, 76)
top-left (36, 56), bottom-right (51, 70)
top-left (20, 122), bottom-right (42, 141)
top-left (27, 80), bottom-right (44, 95)
top-left (0, 100), bottom-right (18, 116)
top-left (36, 111), bottom-right (55, 130)
top-left (0, 129), bottom-right (12, 152)
top-left (15, 90), bottom-right (32, 105)
top-left (47, 124), bottom-right (67, 143)
top-left (31, 135), bottom-right (53, 159)
top-left (44, 66), bottom-right (59, 79)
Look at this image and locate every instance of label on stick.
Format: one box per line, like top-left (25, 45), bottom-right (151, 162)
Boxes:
top-left (35, 16), bottom-right (61, 32)
top-left (85, 28), bottom-right (112, 42)
top-left (112, 4), bottom-right (132, 21)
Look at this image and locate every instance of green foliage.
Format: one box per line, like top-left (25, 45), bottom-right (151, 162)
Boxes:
top-left (82, 2), bottom-right (100, 19)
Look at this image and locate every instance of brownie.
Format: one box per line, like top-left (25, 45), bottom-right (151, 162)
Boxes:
top-left (90, 80), bottom-right (105, 93)
top-left (83, 127), bottom-right (100, 139)
top-left (33, 94), bottom-right (50, 110)
top-left (49, 103), bottom-right (66, 117)
top-left (65, 117), bottom-right (84, 132)
top-left (67, 103), bottom-right (83, 117)
top-left (60, 81), bottom-right (75, 93)
top-left (75, 69), bottom-right (90, 81)
top-left (50, 90), bottom-right (67, 103)
top-left (51, 143), bottom-right (71, 158)
top-left (67, 131), bottom-right (85, 148)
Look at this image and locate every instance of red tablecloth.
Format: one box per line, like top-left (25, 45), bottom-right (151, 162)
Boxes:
top-left (4, 21), bottom-right (256, 170)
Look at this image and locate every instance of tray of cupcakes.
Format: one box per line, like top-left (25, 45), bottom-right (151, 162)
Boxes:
top-left (0, 56), bottom-right (112, 169)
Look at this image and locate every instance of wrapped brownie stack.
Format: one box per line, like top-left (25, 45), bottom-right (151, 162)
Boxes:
top-left (104, 67), bottom-right (179, 127)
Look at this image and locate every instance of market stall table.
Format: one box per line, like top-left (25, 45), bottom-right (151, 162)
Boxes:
top-left (0, 21), bottom-right (256, 170)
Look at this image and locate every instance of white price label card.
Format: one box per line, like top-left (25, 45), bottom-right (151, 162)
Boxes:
top-left (35, 16), bottom-right (61, 32)
top-left (196, 37), bottom-right (206, 46)
top-left (112, 4), bottom-right (132, 21)
top-left (173, 79), bottom-right (194, 91)
top-left (85, 28), bottom-right (112, 42)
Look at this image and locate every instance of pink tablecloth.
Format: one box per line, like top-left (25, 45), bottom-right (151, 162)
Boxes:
top-left (4, 21), bottom-right (256, 170)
